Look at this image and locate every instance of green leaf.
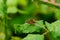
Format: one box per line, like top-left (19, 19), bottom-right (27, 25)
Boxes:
top-left (14, 20), bottom-right (45, 33)
top-left (45, 22), bottom-right (54, 31)
top-left (45, 20), bottom-right (60, 40)
top-left (23, 34), bottom-right (44, 40)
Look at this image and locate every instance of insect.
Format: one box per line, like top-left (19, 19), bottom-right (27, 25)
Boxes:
top-left (26, 18), bottom-right (36, 24)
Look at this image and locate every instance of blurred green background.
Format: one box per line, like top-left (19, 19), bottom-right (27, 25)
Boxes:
top-left (0, 0), bottom-right (60, 40)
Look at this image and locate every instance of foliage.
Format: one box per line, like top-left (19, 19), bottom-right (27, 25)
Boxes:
top-left (45, 20), bottom-right (60, 40)
top-left (0, 0), bottom-right (60, 40)
top-left (14, 20), bottom-right (45, 33)
top-left (23, 34), bottom-right (44, 40)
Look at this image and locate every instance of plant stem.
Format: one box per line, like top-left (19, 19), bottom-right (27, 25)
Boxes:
top-left (3, 0), bottom-right (8, 40)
